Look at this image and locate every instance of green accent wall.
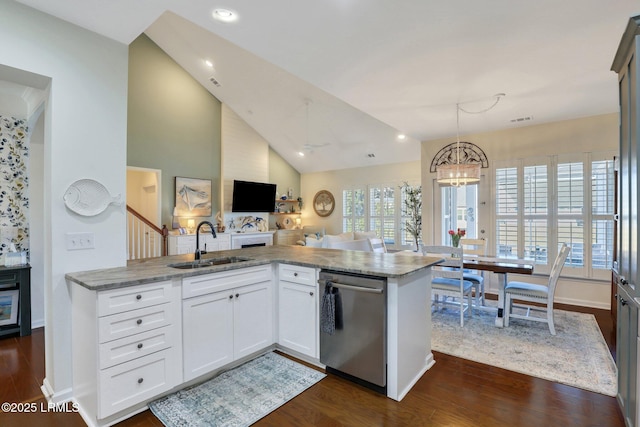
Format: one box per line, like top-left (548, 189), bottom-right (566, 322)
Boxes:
top-left (127, 34), bottom-right (222, 226)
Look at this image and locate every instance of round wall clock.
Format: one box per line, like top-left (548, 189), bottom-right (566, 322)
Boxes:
top-left (313, 190), bottom-right (335, 217)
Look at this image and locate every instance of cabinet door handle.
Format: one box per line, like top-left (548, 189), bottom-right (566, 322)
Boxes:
top-left (136, 319), bottom-right (142, 325)
top-left (620, 277), bottom-right (629, 286)
top-left (620, 298), bottom-right (628, 306)
top-left (310, 291), bottom-right (314, 296)
top-left (294, 272), bottom-right (298, 277)
top-left (137, 343), bottom-right (143, 349)
top-left (137, 378), bottom-right (144, 384)
top-left (229, 295), bottom-right (233, 299)
top-left (136, 294), bottom-right (142, 300)
top-left (235, 293), bottom-right (239, 298)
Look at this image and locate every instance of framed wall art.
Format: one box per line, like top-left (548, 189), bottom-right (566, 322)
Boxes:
top-left (313, 190), bottom-right (335, 217)
top-left (0, 289), bottom-right (19, 327)
top-left (175, 177), bottom-right (212, 217)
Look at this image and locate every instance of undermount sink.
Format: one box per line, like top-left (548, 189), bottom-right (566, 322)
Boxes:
top-left (168, 257), bottom-right (253, 269)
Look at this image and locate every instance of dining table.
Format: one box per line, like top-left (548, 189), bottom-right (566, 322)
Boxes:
top-left (394, 252), bottom-right (534, 327)
top-left (460, 256), bottom-right (534, 327)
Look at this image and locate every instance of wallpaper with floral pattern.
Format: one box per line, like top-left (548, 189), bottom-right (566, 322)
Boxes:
top-left (0, 116), bottom-right (29, 261)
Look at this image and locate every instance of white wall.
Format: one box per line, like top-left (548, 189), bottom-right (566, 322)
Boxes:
top-left (301, 161), bottom-right (421, 235)
top-left (0, 0), bottom-right (128, 400)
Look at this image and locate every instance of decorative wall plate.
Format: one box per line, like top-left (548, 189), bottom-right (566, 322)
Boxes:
top-left (64, 179), bottom-right (121, 216)
top-left (282, 217), bottom-right (295, 229)
top-left (313, 190), bottom-right (335, 217)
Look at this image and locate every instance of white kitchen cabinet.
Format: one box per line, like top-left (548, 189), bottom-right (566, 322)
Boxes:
top-left (72, 279), bottom-right (182, 423)
top-left (167, 233), bottom-right (230, 255)
top-left (277, 264), bottom-right (318, 358)
top-left (182, 265), bottom-right (273, 382)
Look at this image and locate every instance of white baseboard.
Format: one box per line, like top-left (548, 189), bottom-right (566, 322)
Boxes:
top-left (41, 377), bottom-right (73, 403)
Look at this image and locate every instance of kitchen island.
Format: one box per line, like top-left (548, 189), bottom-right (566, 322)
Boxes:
top-left (66, 245), bottom-right (441, 427)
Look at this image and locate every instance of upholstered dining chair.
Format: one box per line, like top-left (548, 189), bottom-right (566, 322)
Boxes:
top-left (504, 243), bottom-right (571, 335)
top-left (368, 237), bottom-right (387, 253)
top-left (460, 238), bottom-right (488, 306)
top-left (422, 245), bottom-right (474, 327)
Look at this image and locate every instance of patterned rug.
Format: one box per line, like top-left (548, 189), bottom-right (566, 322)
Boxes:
top-left (431, 304), bottom-right (617, 396)
top-left (149, 352), bottom-right (326, 426)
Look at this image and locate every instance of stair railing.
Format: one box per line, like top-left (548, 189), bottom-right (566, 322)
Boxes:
top-left (126, 205), bottom-right (168, 260)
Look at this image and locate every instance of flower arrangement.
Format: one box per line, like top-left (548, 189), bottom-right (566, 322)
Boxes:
top-left (448, 228), bottom-right (466, 247)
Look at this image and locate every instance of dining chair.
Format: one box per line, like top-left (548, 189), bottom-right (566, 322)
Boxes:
top-left (368, 237), bottom-right (387, 253)
top-left (504, 243), bottom-right (570, 335)
top-left (422, 245), bottom-right (474, 326)
top-left (460, 238), bottom-right (488, 306)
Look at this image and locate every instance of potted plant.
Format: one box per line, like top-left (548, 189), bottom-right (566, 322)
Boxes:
top-left (401, 182), bottom-right (422, 251)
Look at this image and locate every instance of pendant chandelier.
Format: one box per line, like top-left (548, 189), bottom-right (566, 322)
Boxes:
top-left (436, 94), bottom-right (504, 187)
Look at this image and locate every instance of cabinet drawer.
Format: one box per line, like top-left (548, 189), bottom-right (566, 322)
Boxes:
top-left (98, 280), bottom-right (173, 317)
top-left (98, 303), bottom-right (173, 343)
top-left (99, 325), bottom-right (174, 369)
top-left (98, 348), bottom-right (178, 418)
top-left (278, 264), bottom-right (317, 286)
top-left (182, 265), bottom-right (271, 299)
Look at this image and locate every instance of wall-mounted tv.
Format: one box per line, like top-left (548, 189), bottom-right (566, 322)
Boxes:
top-left (231, 180), bottom-right (277, 213)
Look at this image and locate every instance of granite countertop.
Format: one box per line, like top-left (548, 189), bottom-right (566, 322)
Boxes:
top-left (65, 246), bottom-right (442, 291)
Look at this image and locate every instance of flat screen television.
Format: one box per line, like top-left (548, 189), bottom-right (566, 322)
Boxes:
top-left (231, 180), bottom-right (277, 213)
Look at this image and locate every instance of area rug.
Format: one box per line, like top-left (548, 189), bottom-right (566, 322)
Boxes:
top-left (149, 352), bottom-right (326, 426)
top-left (431, 304), bottom-right (617, 396)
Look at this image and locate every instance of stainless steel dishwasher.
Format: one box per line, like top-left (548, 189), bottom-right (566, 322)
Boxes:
top-left (318, 270), bottom-right (386, 393)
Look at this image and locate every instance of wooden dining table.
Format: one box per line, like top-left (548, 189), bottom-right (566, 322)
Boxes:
top-left (461, 256), bottom-right (534, 327)
top-left (394, 251), bottom-right (534, 327)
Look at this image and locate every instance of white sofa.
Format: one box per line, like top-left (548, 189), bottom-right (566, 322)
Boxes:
top-left (303, 231), bottom-right (378, 251)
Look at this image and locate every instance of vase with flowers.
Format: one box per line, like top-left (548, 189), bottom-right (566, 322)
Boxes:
top-left (448, 228), bottom-right (466, 248)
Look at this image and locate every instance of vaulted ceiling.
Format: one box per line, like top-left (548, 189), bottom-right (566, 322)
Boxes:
top-left (11, 0), bottom-right (640, 173)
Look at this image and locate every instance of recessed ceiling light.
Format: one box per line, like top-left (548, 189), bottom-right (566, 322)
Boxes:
top-left (204, 60), bottom-right (214, 68)
top-left (397, 134), bottom-right (406, 140)
top-left (297, 152), bottom-right (305, 157)
top-left (212, 9), bottom-right (237, 22)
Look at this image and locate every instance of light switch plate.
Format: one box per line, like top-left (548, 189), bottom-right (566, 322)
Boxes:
top-left (66, 232), bottom-right (95, 250)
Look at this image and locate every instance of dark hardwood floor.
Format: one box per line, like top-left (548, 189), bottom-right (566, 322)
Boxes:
top-left (0, 303), bottom-right (624, 427)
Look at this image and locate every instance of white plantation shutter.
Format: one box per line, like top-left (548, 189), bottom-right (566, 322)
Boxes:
top-left (495, 153), bottom-right (614, 279)
top-left (496, 167), bottom-right (518, 259)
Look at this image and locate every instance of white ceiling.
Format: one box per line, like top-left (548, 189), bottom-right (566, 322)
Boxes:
top-left (12, 0), bottom-right (640, 173)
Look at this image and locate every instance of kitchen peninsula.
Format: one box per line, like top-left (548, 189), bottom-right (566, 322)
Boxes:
top-left (66, 245), bottom-right (440, 427)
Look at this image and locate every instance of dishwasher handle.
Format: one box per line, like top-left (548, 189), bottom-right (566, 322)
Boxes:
top-left (318, 279), bottom-right (384, 294)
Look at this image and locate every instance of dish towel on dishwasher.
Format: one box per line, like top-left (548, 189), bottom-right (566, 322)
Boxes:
top-left (321, 283), bottom-right (343, 334)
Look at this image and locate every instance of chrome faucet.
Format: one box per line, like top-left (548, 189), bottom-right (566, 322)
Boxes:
top-left (195, 220), bottom-right (217, 261)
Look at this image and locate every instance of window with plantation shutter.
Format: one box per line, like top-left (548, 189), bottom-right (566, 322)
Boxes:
top-left (495, 152), bottom-right (614, 279)
top-left (524, 165), bottom-right (548, 263)
top-left (369, 186), bottom-right (395, 245)
top-left (342, 182), bottom-right (420, 250)
top-left (496, 167), bottom-right (518, 259)
top-left (557, 162), bottom-right (584, 267)
top-left (591, 159), bottom-right (615, 270)
top-left (342, 188), bottom-right (365, 232)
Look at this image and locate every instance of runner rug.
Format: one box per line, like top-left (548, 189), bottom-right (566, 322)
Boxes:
top-left (149, 352), bottom-right (325, 426)
top-left (431, 305), bottom-right (617, 396)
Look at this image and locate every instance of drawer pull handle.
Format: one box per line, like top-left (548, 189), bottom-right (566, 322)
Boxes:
top-left (310, 291), bottom-right (314, 296)
top-left (138, 378), bottom-right (144, 384)
top-left (229, 295), bottom-right (233, 299)
top-left (136, 294), bottom-right (142, 300)
top-left (136, 319), bottom-right (142, 325)
top-left (235, 293), bottom-right (239, 298)
top-left (294, 272), bottom-right (298, 277)
top-left (137, 343), bottom-right (143, 349)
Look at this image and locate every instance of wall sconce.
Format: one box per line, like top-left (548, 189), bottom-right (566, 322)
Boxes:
top-left (295, 217), bottom-right (302, 229)
top-left (187, 219), bottom-right (195, 233)
top-left (172, 207), bottom-right (180, 229)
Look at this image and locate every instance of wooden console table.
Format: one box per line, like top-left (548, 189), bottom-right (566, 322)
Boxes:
top-left (0, 264), bottom-right (31, 338)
